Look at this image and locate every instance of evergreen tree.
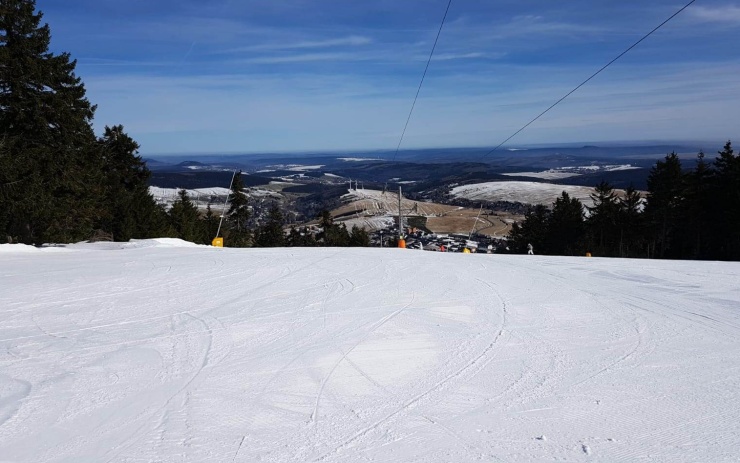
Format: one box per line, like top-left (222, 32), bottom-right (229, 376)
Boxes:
top-left (318, 210), bottom-right (333, 229)
top-left (548, 192), bottom-right (585, 255)
top-left (349, 225), bottom-right (370, 247)
top-left (1, 0), bottom-right (103, 243)
top-left (97, 125), bottom-right (165, 240)
top-left (224, 171), bottom-right (251, 247)
top-left (316, 210), bottom-right (350, 246)
top-left (0, 139), bottom-right (16, 242)
top-left (168, 189), bottom-right (204, 243)
top-left (618, 184), bottom-right (644, 257)
top-left (586, 181), bottom-right (621, 256)
top-left (327, 223), bottom-right (351, 247)
top-left (287, 226), bottom-right (316, 247)
top-left (678, 151), bottom-right (713, 259)
top-left (203, 203), bottom-right (218, 242)
top-left (255, 204), bottom-right (285, 247)
top-left (316, 210), bottom-right (333, 245)
top-left (711, 141), bottom-right (740, 259)
top-left (507, 204), bottom-right (550, 254)
top-left (644, 152), bottom-right (684, 258)
top-left (714, 141), bottom-right (736, 176)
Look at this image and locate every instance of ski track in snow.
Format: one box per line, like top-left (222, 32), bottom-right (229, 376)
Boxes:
top-left (313, 278), bottom-right (508, 461)
top-left (310, 301), bottom-right (409, 425)
top-left (1, 244), bottom-right (740, 462)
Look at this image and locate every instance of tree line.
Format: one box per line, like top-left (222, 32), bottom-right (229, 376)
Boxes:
top-left (0, 0), bottom-right (368, 248)
top-left (508, 143), bottom-right (740, 261)
top-left (0, 0), bottom-right (152, 244)
top-left (166, 172), bottom-right (370, 248)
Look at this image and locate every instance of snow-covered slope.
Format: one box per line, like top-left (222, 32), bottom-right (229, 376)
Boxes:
top-left (451, 181), bottom-right (599, 207)
top-left (1, 242), bottom-right (739, 462)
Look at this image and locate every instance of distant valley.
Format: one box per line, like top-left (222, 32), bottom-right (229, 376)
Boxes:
top-left (145, 143), bottom-right (704, 237)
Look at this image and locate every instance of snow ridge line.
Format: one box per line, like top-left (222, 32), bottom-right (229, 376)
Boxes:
top-left (314, 280), bottom-right (507, 461)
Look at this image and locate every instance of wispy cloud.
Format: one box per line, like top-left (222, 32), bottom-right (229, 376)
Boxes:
top-left (688, 5), bottom-right (740, 24)
top-left (444, 14), bottom-right (605, 43)
top-left (498, 15), bottom-right (606, 37)
top-left (240, 52), bottom-right (361, 64)
top-left (431, 52), bottom-right (489, 61)
top-left (78, 58), bottom-right (178, 67)
top-left (43, 1), bottom-right (740, 152)
top-left (83, 59), bottom-right (740, 154)
top-left (239, 35), bottom-right (373, 52)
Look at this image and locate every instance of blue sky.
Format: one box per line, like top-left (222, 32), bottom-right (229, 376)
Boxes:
top-left (38, 0), bottom-right (740, 154)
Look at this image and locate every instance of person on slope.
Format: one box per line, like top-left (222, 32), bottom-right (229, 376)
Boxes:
top-left (527, 243), bottom-right (534, 255)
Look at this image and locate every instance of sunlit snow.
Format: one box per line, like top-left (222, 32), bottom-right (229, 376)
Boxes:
top-left (452, 181), bottom-right (598, 207)
top-left (1, 241), bottom-right (739, 462)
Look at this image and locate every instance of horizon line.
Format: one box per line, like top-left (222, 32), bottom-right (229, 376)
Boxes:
top-left (142, 138), bottom-right (724, 158)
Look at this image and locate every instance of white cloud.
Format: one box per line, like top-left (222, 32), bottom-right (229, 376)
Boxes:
top-left (445, 14), bottom-right (605, 43)
top-left (216, 35), bottom-right (373, 54)
top-left (82, 60), bottom-right (740, 154)
top-left (242, 35), bottom-right (373, 52)
top-left (240, 52), bottom-right (360, 64)
top-left (688, 5), bottom-right (740, 23)
top-left (431, 52), bottom-right (488, 61)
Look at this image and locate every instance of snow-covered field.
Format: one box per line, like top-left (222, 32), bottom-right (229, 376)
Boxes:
top-left (336, 215), bottom-right (396, 233)
top-left (502, 165), bottom-right (639, 180)
top-left (2, 241), bottom-right (739, 462)
top-left (148, 186), bottom-right (232, 200)
top-left (148, 187), bottom-right (232, 210)
top-left (149, 186), bottom-right (283, 210)
top-left (501, 170), bottom-right (582, 180)
top-left (341, 188), bottom-right (456, 217)
top-left (452, 181), bottom-right (599, 207)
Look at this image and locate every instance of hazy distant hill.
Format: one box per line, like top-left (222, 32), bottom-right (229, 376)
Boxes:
top-left (142, 143), bottom-right (703, 222)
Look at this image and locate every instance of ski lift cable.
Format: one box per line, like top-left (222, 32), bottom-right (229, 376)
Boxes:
top-left (468, 204), bottom-right (483, 240)
top-left (480, 0), bottom-right (698, 159)
top-left (392, 0), bottom-right (453, 162)
top-left (215, 170), bottom-right (238, 239)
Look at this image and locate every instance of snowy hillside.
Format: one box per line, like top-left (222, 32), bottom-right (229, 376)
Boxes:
top-left (335, 188), bottom-right (461, 232)
top-left (1, 241), bottom-right (739, 462)
top-left (501, 164), bottom-right (640, 180)
top-left (452, 181), bottom-right (600, 207)
top-left (149, 185), bottom-right (286, 211)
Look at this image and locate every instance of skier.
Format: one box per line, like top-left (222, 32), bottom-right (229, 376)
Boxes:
top-left (527, 243), bottom-right (534, 255)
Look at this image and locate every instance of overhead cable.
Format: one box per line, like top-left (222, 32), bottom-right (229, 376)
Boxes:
top-left (392, 0), bottom-right (453, 162)
top-left (482, 0), bottom-right (698, 158)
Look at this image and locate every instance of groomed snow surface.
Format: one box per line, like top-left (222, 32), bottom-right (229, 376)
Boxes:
top-left (1, 241), bottom-right (739, 462)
